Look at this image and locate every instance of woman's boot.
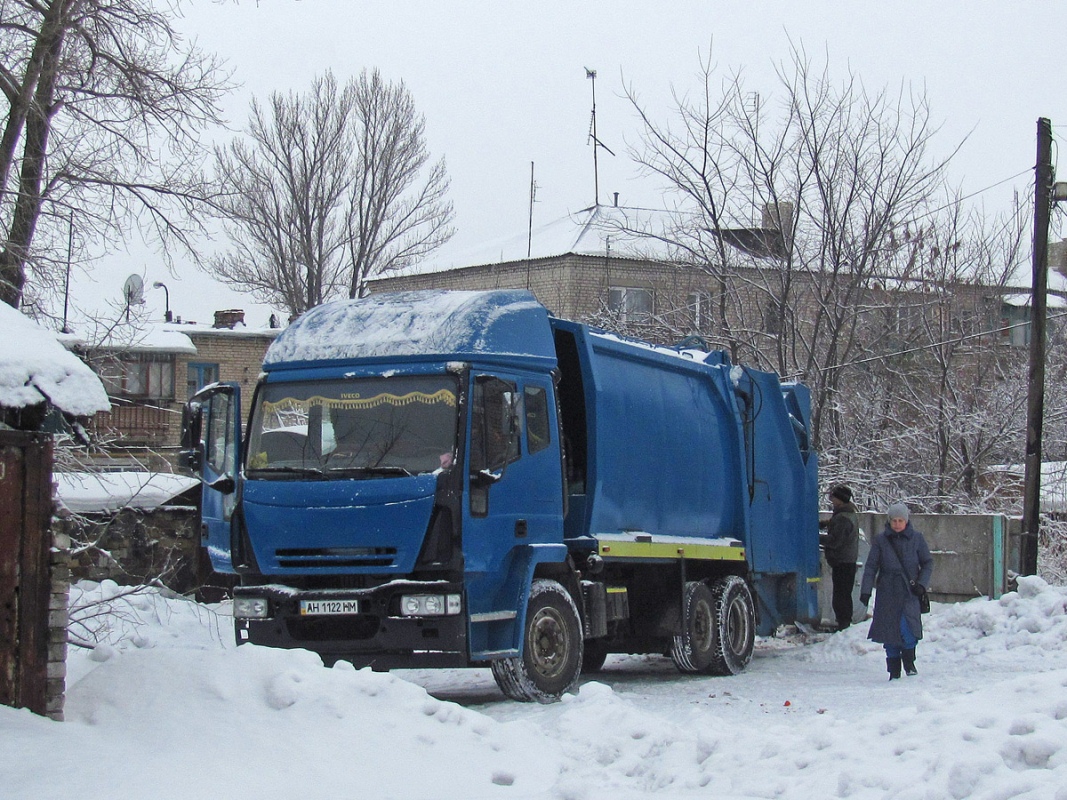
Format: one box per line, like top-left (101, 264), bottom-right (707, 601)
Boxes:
top-left (887, 657), bottom-right (902, 680)
top-left (902, 649), bottom-right (917, 676)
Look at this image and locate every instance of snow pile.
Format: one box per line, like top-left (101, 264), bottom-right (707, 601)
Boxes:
top-left (0, 302), bottom-right (109, 416)
top-left (927, 575), bottom-right (1067, 659)
top-left (4, 578), bottom-right (1067, 799)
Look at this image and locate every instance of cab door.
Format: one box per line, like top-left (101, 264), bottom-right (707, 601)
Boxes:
top-left (463, 373), bottom-right (565, 658)
top-left (182, 383), bottom-right (242, 573)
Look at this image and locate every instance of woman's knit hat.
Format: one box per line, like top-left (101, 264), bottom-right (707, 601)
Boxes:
top-left (886, 503), bottom-right (910, 521)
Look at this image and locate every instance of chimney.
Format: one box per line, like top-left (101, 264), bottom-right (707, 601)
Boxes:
top-left (762, 201), bottom-right (795, 249)
top-left (213, 309), bottom-right (245, 329)
top-left (613, 192), bottom-right (619, 207)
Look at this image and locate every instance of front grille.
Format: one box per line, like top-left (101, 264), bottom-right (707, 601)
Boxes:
top-left (286, 615), bottom-right (381, 641)
top-left (275, 546), bottom-right (397, 569)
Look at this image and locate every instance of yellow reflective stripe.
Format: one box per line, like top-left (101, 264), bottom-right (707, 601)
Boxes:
top-left (807, 577), bottom-right (821, 583)
top-left (597, 540), bottom-right (746, 561)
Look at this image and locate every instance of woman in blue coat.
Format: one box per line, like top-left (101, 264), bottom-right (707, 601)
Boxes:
top-left (860, 503), bottom-right (933, 679)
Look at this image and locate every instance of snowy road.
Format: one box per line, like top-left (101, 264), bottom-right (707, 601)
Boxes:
top-left (4, 579), bottom-right (1067, 799)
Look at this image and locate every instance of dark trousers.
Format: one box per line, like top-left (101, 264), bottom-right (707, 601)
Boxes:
top-left (830, 562), bottom-right (858, 629)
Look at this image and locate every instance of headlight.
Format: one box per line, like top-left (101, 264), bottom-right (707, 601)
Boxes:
top-left (233, 596), bottom-right (270, 619)
top-left (399, 593), bottom-right (462, 617)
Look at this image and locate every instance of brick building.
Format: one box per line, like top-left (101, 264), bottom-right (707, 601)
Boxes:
top-left (369, 204), bottom-right (1058, 364)
top-left (84, 309), bottom-right (280, 468)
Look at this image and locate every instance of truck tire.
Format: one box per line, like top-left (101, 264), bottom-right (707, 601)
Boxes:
top-left (670, 580), bottom-right (718, 673)
top-left (491, 579), bottom-right (583, 703)
top-left (707, 575), bottom-right (756, 675)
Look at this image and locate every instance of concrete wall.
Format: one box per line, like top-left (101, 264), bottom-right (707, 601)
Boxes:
top-left (818, 512), bottom-right (1021, 626)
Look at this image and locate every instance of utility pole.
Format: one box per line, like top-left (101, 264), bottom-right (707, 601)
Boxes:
top-left (1022, 117), bottom-right (1053, 577)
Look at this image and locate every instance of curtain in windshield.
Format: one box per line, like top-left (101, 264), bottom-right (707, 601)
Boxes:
top-left (246, 375), bottom-right (459, 478)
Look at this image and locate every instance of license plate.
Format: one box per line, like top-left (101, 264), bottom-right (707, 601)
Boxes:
top-left (300, 599), bottom-right (359, 616)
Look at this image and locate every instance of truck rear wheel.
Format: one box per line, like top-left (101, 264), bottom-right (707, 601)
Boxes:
top-left (670, 580), bottom-right (718, 673)
top-left (491, 579), bottom-right (583, 702)
top-left (707, 575), bottom-right (755, 675)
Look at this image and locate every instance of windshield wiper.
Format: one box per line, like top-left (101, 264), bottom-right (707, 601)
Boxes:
top-left (251, 465), bottom-right (324, 476)
top-left (326, 465), bottom-right (414, 478)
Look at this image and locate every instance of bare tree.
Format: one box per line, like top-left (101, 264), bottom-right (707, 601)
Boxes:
top-left (618, 45), bottom-right (1041, 509)
top-left (209, 69), bottom-right (454, 318)
top-left (0, 0), bottom-right (230, 310)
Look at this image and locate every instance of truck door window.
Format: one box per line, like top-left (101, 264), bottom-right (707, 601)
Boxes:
top-left (206, 392), bottom-right (235, 475)
top-left (524, 385), bottom-right (551, 455)
top-left (471, 376), bottom-right (520, 474)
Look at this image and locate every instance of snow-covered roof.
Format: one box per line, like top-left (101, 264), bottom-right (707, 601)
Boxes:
top-left (407, 205), bottom-right (683, 276)
top-left (162, 321), bottom-right (283, 339)
top-left (0, 302), bottom-right (110, 416)
top-left (985, 460), bottom-right (1067, 513)
top-left (1000, 291), bottom-right (1067, 309)
top-left (92, 324), bottom-right (197, 355)
top-left (54, 471), bottom-right (199, 514)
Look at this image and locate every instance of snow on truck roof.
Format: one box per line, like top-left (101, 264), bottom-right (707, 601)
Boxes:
top-left (263, 290), bottom-right (557, 368)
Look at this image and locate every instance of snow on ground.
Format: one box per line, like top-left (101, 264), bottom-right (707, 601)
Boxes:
top-left (4, 578), bottom-right (1067, 800)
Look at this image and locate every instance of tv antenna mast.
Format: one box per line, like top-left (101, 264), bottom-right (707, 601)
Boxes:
top-left (585, 68), bottom-right (615, 206)
top-left (527, 161), bottom-right (539, 259)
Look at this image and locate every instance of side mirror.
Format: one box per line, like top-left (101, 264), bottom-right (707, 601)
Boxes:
top-left (178, 448), bottom-right (203, 472)
top-left (206, 474), bottom-right (236, 495)
top-left (471, 468), bottom-right (503, 488)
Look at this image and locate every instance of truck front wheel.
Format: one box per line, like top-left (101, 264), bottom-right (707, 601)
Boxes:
top-left (491, 579), bottom-right (583, 702)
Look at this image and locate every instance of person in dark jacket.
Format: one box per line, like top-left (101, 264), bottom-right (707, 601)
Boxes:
top-left (860, 503), bottom-right (933, 679)
top-left (820, 485), bottom-right (859, 631)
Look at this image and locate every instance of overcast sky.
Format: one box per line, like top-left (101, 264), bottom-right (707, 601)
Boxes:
top-left (73, 0), bottom-right (1067, 328)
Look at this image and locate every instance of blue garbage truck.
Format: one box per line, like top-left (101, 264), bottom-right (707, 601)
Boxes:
top-left (181, 289), bottom-right (820, 701)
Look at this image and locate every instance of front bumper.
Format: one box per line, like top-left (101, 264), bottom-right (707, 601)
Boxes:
top-left (234, 582), bottom-right (469, 669)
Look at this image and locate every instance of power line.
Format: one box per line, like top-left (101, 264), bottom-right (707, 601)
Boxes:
top-left (818, 308), bottom-right (1067, 374)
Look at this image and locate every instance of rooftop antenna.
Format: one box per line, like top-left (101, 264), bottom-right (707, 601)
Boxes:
top-left (585, 67), bottom-right (616, 207)
top-left (62, 210), bottom-right (73, 333)
top-left (122, 273), bottom-right (144, 323)
top-left (527, 161), bottom-right (539, 260)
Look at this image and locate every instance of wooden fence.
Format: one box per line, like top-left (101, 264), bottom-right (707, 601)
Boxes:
top-left (0, 429), bottom-right (59, 718)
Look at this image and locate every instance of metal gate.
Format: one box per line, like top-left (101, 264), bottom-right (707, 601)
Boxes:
top-left (0, 429), bottom-right (55, 717)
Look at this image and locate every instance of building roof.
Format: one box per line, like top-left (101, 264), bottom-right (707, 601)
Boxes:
top-left (0, 302), bottom-right (110, 416)
top-left (985, 461), bottom-right (1067, 514)
top-left (409, 205), bottom-right (686, 276)
top-left (54, 471), bottom-right (199, 514)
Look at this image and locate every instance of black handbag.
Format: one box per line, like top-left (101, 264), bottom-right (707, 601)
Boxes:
top-left (912, 580), bottom-right (931, 614)
top-left (887, 534), bottom-right (930, 614)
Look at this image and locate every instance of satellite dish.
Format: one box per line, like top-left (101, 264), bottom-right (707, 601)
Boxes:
top-left (123, 274), bottom-right (145, 306)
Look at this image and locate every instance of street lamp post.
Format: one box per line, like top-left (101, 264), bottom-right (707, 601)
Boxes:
top-left (153, 281), bottom-right (172, 322)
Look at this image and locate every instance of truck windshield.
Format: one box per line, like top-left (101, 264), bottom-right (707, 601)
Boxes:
top-left (246, 375), bottom-right (459, 479)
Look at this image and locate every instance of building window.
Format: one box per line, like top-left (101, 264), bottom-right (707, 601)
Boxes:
top-left (98, 353), bottom-right (176, 400)
top-left (765, 300), bottom-right (783, 335)
top-left (188, 362), bottom-right (220, 398)
top-left (1000, 303), bottom-right (1030, 347)
top-left (687, 291), bottom-right (714, 329)
top-left (607, 287), bottom-right (654, 324)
